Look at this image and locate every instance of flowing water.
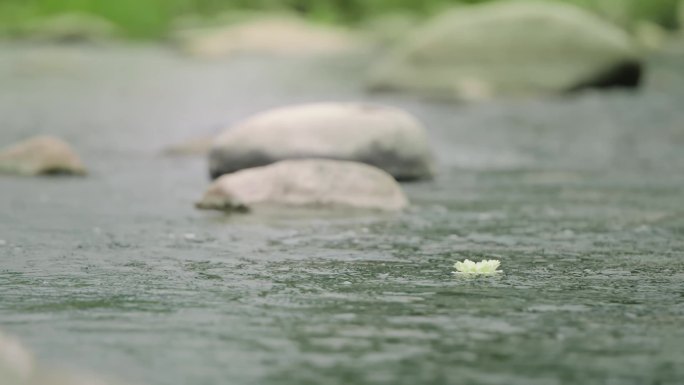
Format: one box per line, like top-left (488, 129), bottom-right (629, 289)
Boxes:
top-left (1, 43), bottom-right (683, 385)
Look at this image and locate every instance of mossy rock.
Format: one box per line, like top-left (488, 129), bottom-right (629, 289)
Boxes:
top-left (635, 21), bottom-right (669, 51)
top-left (368, 0), bottom-right (643, 101)
top-left (362, 12), bottom-right (420, 47)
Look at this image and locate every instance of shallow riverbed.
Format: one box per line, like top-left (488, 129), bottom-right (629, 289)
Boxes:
top-left (1, 43), bottom-right (683, 385)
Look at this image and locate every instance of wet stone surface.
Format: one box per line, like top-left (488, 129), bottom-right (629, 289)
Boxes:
top-left (0, 43), bottom-right (683, 385)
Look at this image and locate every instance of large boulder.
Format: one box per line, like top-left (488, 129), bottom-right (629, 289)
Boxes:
top-left (175, 17), bottom-right (360, 58)
top-left (196, 159), bottom-right (409, 212)
top-left (0, 136), bottom-right (86, 176)
top-left (367, 0), bottom-right (643, 101)
top-left (209, 103), bottom-right (434, 181)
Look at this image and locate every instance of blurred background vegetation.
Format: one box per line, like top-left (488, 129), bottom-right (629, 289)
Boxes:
top-left (0, 0), bottom-right (681, 39)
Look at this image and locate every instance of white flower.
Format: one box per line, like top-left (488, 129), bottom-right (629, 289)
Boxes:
top-left (453, 259), bottom-right (501, 276)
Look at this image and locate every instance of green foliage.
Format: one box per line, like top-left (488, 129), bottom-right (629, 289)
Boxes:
top-left (0, 0), bottom-right (681, 39)
top-left (563, 0), bottom-right (681, 28)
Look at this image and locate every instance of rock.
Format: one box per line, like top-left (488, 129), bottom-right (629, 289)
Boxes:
top-left (1, 330), bottom-right (129, 385)
top-left (367, 0), bottom-right (643, 101)
top-left (209, 103), bottom-right (434, 181)
top-left (0, 136), bottom-right (86, 176)
top-left (162, 136), bottom-right (214, 156)
top-left (29, 370), bottom-right (126, 385)
top-left (20, 12), bottom-right (119, 43)
top-left (0, 330), bottom-right (34, 384)
top-left (175, 17), bottom-right (360, 58)
top-left (363, 13), bottom-right (420, 47)
top-left (635, 21), bottom-right (669, 51)
top-left (196, 159), bottom-right (409, 212)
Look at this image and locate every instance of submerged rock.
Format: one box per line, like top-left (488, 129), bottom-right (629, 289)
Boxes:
top-left (29, 371), bottom-right (126, 385)
top-left (0, 136), bottom-right (86, 176)
top-left (175, 17), bottom-right (360, 58)
top-left (209, 103), bottom-right (434, 181)
top-left (162, 136), bottom-right (214, 156)
top-left (367, 0), bottom-right (643, 101)
top-left (196, 159), bottom-right (409, 212)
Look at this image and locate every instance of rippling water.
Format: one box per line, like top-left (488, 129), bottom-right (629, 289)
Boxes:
top-left (1, 43), bottom-right (683, 385)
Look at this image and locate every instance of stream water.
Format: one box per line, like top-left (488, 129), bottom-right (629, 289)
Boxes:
top-left (1, 43), bottom-right (683, 385)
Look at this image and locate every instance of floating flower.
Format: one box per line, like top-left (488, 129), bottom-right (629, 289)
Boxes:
top-left (453, 259), bottom-right (501, 276)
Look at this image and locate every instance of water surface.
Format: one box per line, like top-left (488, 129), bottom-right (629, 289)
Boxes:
top-left (1, 43), bottom-right (683, 385)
